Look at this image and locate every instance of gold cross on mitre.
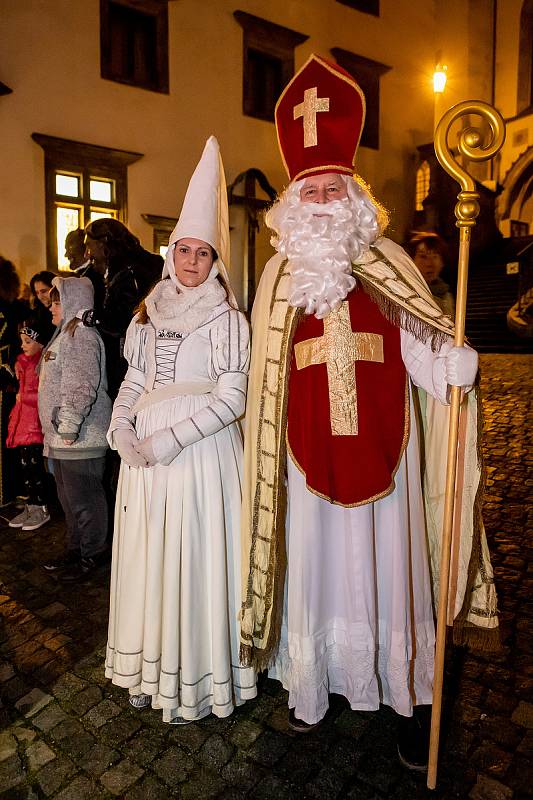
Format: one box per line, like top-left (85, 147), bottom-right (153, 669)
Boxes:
top-left (294, 301), bottom-right (384, 436)
top-left (293, 86), bottom-right (330, 148)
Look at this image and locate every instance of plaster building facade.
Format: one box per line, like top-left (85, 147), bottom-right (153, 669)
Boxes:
top-left (430, 0), bottom-right (532, 241)
top-left (0, 0), bottom-right (530, 310)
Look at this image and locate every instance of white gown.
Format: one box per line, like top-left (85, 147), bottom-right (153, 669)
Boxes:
top-left (270, 330), bottom-right (451, 723)
top-left (105, 301), bottom-right (257, 721)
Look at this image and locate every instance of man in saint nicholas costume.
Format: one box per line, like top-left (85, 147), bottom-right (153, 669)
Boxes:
top-left (240, 55), bottom-right (498, 769)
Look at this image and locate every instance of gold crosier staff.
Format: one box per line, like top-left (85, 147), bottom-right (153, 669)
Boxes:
top-left (428, 100), bottom-right (505, 790)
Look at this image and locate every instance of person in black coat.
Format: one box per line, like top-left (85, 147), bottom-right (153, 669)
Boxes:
top-left (84, 219), bottom-right (163, 400)
top-left (65, 229), bottom-right (107, 317)
top-left (29, 270), bottom-right (57, 345)
top-left (0, 257), bottom-right (31, 505)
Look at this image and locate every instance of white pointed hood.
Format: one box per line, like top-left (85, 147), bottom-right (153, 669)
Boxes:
top-left (163, 136), bottom-right (237, 308)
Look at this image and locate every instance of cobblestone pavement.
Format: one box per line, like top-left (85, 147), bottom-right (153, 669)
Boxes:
top-left (0, 354), bottom-right (531, 800)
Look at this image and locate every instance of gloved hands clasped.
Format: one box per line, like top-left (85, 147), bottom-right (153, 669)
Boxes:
top-left (444, 345), bottom-right (478, 389)
top-left (134, 428), bottom-right (183, 467)
top-left (114, 429), bottom-right (150, 468)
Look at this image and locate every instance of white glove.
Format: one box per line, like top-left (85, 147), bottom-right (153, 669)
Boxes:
top-left (445, 346), bottom-right (478, 388)
top-left (135, 428), bottom-right (183, 467)
top-left (114, 429), bottom-right (149, 468)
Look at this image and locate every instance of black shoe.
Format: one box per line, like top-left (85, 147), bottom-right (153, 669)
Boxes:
top-left (58, 556), bottom-right (97, 582)
top-left (288, 708), bottom-right (322, 733)
top-left (93, 548), bottom-right (111, 566)
top-left (58, 551), bottom-right (109, 582)
top-left (396, 705), bottom-right (431, 772)
top-left (43, 551), bottom-right (79, 572)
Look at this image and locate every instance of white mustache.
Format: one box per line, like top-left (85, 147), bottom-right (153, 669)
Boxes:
top-left (301, 202), bottom-right (336, 217)
top-left (289, 198), bottom-right (351, 219)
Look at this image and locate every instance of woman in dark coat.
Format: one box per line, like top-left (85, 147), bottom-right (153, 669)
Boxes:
top-left (84, 219), bottom-right (163, 400)
top-left (29, 270), bottom-right (57, 345)
top-left (0, 257), bottom-right (30, 505)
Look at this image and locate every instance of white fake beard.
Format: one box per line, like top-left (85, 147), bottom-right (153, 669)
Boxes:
top-left (266, 180), bottom-right (380, 319)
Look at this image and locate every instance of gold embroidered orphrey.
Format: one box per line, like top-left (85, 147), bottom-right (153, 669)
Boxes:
top-left (293, 87), bottom-right (330, 148)
top-left (294, 300), bottom-right (384, 436)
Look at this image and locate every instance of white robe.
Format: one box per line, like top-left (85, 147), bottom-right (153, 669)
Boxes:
top-left (105, 304), bottom-right (257, 721)
top-left (269, 330), bottom-right (451, 723)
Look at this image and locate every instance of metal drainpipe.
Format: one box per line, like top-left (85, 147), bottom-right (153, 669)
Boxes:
top-left (490, 0), bottom-right (497, 180)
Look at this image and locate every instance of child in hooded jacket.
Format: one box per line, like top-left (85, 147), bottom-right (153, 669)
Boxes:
top-left (39, 276), bottom-right (112, 581)
top-left (7, 317), bottom-right (50, 531)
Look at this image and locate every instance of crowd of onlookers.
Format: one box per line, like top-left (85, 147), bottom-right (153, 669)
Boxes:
top-left (0, 223), bottom-right (452, 585)
top-left (0, 220), bottom-right (162, 581)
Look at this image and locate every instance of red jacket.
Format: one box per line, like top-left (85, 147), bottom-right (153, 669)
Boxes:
top-left (6, 352), bottom-right (43, 447)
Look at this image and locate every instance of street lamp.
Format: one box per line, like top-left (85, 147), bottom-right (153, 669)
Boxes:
top-left (433, 64), bottom-right (447, 94)
top-left (433, 63), bottom-right (447, 130)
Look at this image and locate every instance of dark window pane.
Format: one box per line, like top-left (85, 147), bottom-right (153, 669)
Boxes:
top-left (248, 49), bottom-right (284, 120)
top-left (108, 3), bottom-right (158, 88)
top-left (336, 0), bottom-right (379, 15)
top-left (234, 11), bottom-right (308, 122)
top-left (330, 48), bottom-right (391, 150)
top-left (101, 0), bottom-right (169, 93)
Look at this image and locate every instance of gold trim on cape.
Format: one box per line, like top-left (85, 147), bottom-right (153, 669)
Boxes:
top-left (240, 240), bottom-right (499, 670)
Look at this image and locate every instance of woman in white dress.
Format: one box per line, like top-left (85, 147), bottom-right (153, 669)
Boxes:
top-left (105, 137), bottom-right (256, 723)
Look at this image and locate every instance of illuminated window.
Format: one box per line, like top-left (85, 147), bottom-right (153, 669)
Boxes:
top-left (32, 133), bottom-right (142, 270)
top-left (52, 173), bottom-right (117, 269)
top-left (57, 207), bottom-right (82, 270)
top-left (52, 173), bottom-right (117, 270)
top-left (90, 210), bottom-right (115, 223)
top-left (56, 174), bottom-right (80, 198)
top-left (416, 161), bottom-right (431, 211)
top-left (90, 179), bottom-right (113, 203)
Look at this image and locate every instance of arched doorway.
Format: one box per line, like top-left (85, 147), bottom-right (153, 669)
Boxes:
top-left (498, 145), bottom-right (533, 237)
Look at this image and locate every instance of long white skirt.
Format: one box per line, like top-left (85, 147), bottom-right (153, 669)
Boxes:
top-left (270, 394), bottom-right (435, 724)
top-left (105, 393), bottom-right (256, 721)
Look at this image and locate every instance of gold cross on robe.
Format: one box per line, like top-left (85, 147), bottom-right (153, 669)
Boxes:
top-left (294, 301), bottom-right (384, 436)
top-left (293, 87), bottom-right (330, 148)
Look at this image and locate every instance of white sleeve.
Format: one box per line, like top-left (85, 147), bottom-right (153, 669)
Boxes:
top-left (107, 318), bottom-right (147, 446)
top-left (401, 329), bottom-right (451, 405)
top-left (166, 310), bottom-right (250, 449)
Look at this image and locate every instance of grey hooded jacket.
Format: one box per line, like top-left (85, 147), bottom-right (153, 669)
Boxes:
top-left (38, 277), bottom-right (112, 459)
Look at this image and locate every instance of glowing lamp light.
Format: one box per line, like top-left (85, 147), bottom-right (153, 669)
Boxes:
top-left (433, 65), bottom-right (447, 94)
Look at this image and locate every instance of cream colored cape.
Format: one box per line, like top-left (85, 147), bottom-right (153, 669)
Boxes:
top-left (240, 236), bottom-right (498, 671)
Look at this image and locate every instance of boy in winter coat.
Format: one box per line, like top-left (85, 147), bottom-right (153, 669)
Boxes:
top-left (39, 276), bottom-right (112, 581)
top-left (7, 317), bottom-right (50, 531)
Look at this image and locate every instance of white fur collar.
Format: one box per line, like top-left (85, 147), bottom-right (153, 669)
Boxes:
top-left (145, 277), bottom-right (227, 335)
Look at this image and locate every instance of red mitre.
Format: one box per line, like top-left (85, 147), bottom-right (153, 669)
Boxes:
top-left (275, 53), bottom-right (366, 182)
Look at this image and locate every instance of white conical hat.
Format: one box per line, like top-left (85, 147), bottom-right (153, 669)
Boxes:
top-left (162, 136), bottom-right (237, 308)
